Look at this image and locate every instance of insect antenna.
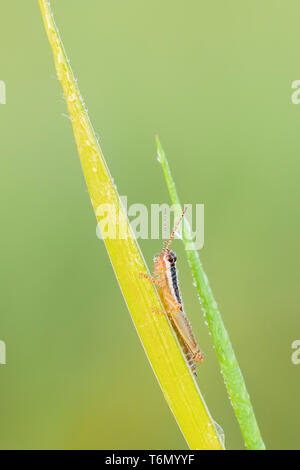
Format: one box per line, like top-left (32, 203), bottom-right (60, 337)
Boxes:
top-left (162, 208), bottom-right (168, 250)
top-left (165, 206), bottom-right (187, 251)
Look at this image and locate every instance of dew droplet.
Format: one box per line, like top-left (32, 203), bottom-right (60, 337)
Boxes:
top-left (213, 421), bottom-right (225, 447)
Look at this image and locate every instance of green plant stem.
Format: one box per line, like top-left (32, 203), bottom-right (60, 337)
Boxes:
top-left (155, 135), bottom-right (266, 450)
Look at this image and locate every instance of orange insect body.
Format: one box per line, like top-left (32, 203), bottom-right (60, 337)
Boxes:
top-left (141, 208), bottom-right (204, 375)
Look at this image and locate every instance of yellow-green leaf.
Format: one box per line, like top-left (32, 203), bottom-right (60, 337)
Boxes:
top-left (38, 0), bottom-right (224, 450)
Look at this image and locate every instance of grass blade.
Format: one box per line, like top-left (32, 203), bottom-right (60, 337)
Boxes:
top-left (38, 0), bottom-right (224, 450)
top-left (155, 134), bottom-right (265, 450)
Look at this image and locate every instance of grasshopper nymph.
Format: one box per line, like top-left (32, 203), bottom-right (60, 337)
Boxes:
top-left (140, 207), bottom-right (204, 374)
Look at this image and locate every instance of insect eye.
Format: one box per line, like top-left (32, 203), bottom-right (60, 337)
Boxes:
top-left (167, 253), bottom-right (176, 263)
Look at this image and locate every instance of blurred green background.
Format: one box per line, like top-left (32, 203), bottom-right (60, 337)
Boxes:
top-left (0, 0), bottom-right (300, 450)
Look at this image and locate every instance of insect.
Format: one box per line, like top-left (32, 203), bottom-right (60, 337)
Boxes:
top-left (140, 207), bottom-right (204, 375)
